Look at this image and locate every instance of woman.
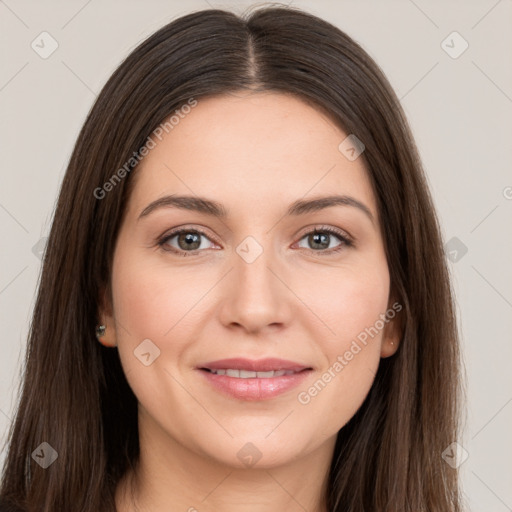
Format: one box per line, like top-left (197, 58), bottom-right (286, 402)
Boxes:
top-left (0, 5), bottom-right (464, 511)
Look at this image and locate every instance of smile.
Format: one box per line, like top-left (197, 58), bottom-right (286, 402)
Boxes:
top-left (197, 366), bottom-right (312, 401)
top-left (203, 368), bottom-right (299, 378)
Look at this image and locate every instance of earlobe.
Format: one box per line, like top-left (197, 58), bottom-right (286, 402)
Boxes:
top-left (380, 336), bottom-right (400, 358)
top-left (96, 285), bottom-right (117, 347)
top-left (95, 323), bottom-right (117, 347)
top-left (380, 298), bottom-right (403, 358)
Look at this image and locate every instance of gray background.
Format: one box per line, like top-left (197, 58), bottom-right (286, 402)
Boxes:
top-left (1, 0), bottom-right (511, 510)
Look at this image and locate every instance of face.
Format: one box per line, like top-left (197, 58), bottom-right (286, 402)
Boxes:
top-left (101, 91), bottom-right (400, 469)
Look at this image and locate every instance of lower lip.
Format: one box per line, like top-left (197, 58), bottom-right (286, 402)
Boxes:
top-left (197, 369), bottom-right (312, 401)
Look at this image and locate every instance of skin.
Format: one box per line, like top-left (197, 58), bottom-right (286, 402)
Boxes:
top-left (99, 91), bottom-right (401, 512)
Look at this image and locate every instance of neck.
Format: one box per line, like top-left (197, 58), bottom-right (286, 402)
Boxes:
top-left (115, 408), bottom-right (335, 512)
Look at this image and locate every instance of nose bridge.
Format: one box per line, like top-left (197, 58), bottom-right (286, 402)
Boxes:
top-left (220, 232), bottom-right (289, 332)
top-left (234, 233), bottom-right (279, 302)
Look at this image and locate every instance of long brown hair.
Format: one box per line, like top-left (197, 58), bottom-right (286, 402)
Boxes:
top-left (0, 6), bottom-right (465, 511)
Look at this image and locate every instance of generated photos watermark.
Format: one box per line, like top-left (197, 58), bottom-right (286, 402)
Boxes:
top-left (93, 97), bottom-right (198, 200)
top-left (297, 301), bottom-right (402, 405)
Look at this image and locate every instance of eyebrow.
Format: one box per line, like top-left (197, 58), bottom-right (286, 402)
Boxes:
top-left (138, 194), bottom-right (374, 224)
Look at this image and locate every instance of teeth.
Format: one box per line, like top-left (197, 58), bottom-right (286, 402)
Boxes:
top-left (209, 369), bottom-right (297, 378)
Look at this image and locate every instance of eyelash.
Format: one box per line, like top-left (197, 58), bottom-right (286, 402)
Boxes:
top-left (157, 225), bottom-right (354, 257)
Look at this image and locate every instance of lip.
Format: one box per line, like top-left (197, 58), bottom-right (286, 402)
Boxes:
top-left (196, 358), bottom-right (313, 401)
top-left (198, 357), bottom-right (312, 373)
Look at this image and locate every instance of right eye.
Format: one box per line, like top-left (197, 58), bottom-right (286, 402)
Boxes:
top-left (158, 228), bottom-right (217, 256)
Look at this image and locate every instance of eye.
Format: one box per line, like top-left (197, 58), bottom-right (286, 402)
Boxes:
top-left (158, 228), bottom-right (217, 256)
top-left (157, 225), bottom-right (353, 257)
top-left (295, 226), bottom-right (353, 254)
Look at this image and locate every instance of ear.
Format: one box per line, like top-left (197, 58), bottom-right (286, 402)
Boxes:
top-left (380, 298), bottom-right (403, 358)
top-left (97, 283), bottom-right (117, 348)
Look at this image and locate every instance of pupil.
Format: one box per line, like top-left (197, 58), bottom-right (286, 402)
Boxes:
top-left (311, 232), bottom-right (328, 250)
top-left (179, 232), bottom-right (200, 250)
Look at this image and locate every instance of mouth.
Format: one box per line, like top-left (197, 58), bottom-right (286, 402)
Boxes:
top-left (197, 357), bottom-right (312, 373)
top-left (196, 358), bottom-right (313, 401)
top-left (199, 368), bottom-right (308, 378)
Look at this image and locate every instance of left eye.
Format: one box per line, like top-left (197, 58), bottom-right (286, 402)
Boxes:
top-left (296, 228), bottom-right (351, 252)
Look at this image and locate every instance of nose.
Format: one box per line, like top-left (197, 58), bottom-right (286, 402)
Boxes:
top-left (218, 241), bottom-right (292, 335)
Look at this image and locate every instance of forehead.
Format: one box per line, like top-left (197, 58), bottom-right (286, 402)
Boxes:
top-left (126, 91), bottom-right (377, 221)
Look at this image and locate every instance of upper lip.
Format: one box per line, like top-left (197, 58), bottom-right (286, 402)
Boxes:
top-left (198, 358), bottom-right (312, 372)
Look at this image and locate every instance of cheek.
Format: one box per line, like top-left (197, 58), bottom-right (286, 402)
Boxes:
top-left (110, 250), bottom-right (207, 414)
top-left (111, 250), bottom-right (205, 344)
top-left (306, 259), bottom-right (391, 349)
top-left (292, 261), bottom-right (390, 427)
